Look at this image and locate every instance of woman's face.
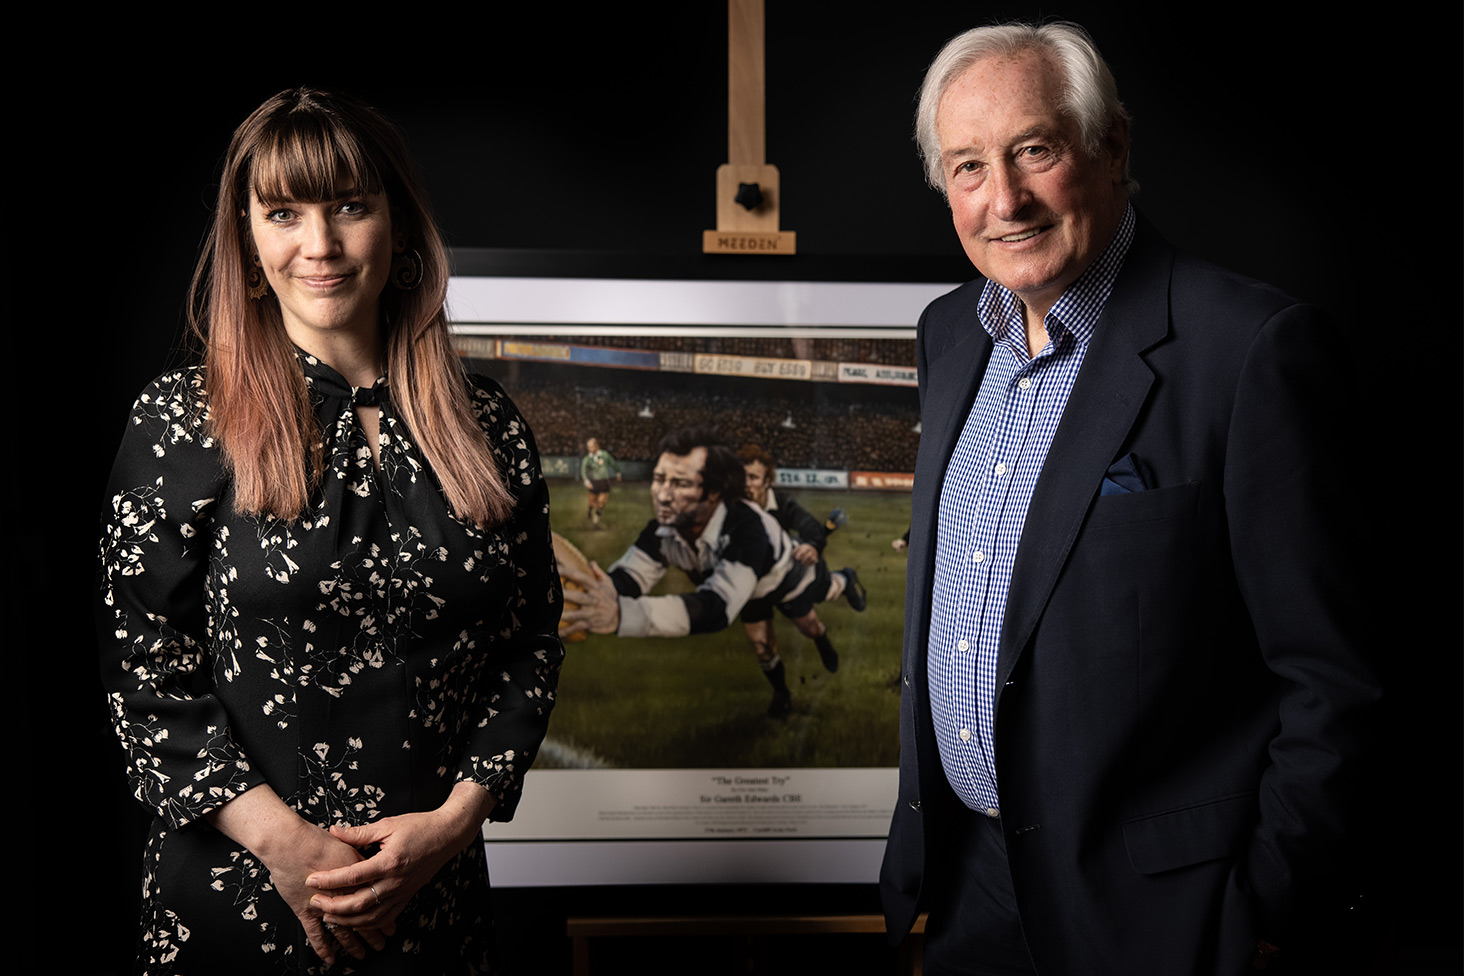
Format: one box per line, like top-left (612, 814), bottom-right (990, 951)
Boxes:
top-left (249, 184), bottom-right (399, 350)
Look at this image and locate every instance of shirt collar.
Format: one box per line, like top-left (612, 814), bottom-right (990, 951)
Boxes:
top-left (976, 202), bottom-right (1136, 352)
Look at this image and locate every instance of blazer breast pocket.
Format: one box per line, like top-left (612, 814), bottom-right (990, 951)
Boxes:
top-left (1084, 480), bottom-right (1202, 530)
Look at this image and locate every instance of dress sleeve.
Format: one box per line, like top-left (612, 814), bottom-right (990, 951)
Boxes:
top-left (457, 379), bottom-right (566, 823)
top-left (96, 369), bottom-right (265, 829)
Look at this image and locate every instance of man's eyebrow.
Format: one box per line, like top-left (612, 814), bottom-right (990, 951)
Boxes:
top-left (970, 125), bottom-right (1061, 151)
top-left (940, 125), bottom-right (1065, 163)
top-left (1012, 125), bottom-right (1062, 144)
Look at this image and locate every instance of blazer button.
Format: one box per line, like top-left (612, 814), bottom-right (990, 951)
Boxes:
top-left (904, 673), bottom-right (911, 687)
top-left (908, 799), bottom-right (922, 811)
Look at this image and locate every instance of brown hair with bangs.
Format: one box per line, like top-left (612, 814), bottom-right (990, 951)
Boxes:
top-left (189, 88), bottom-right (514, 527)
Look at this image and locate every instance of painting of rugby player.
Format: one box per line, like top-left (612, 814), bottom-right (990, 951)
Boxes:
top-left (561, 428), bottom-right (867, 720)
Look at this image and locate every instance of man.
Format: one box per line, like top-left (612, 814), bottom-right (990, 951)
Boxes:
top-left (880, 23), bottom-right (1377, 975)
top-left (738, 443), bottom-right (865, 677)
top-left (561, 429), bottom-right (863, 719)
top-left (580, 437), bottom-right (621, 527)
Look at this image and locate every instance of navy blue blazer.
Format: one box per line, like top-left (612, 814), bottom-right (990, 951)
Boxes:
top-left (880, 220), bottom-right (1378, 974)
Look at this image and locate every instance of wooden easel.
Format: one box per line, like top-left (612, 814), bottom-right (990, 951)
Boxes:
top-left (702, 0), bottom-right (796, 255)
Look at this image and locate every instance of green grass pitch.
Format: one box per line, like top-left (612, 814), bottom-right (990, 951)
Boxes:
top-left (542, 480), bottom-right (911, 769)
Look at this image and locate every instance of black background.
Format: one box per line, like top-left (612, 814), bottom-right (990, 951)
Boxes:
top-left (26, 6), bottom-right (1458, 973)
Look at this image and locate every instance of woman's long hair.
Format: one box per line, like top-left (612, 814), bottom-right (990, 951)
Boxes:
top-left (189, 88), bottom-right (513, 527)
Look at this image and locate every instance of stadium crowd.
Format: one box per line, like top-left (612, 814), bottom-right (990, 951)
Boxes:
top-left (509, 381), bottom-right (919, 473)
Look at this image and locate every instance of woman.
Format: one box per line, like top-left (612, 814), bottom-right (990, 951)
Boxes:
top-left (97, 89), bottom-right (564, 974)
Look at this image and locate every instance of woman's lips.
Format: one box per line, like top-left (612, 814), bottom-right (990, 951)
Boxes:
top-left (296, 272), bottom-right (353, 289)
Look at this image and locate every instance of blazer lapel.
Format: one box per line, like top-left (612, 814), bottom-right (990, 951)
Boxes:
top-left (925, 330), bottom-right (993, 477)
top-left (995, 222), bottom-right (1175, 690)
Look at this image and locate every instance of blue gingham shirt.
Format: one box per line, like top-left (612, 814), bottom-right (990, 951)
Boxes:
top-left (929, 204), bottom-right (1135, 816)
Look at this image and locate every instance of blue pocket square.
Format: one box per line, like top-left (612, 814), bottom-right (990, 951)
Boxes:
top-left (1100, 453), bottom-right (1149, 496)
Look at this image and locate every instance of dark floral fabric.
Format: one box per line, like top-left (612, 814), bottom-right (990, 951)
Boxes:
top-left (98, 354), bottom-right (563, 974)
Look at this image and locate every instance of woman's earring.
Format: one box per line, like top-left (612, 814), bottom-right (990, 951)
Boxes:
top-left (391, 249), bottom-right (423, 291)
top-left (247, 253), bottom-right (269, 301)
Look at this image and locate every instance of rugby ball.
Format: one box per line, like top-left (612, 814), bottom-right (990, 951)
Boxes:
top-left (552, 531), bottom-right (591, 643)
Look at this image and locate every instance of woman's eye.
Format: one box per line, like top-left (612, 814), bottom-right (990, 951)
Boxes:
top-left (339, 200), bottom-right (366, 215)
top-left (265, 209), bottom-right (293, 223)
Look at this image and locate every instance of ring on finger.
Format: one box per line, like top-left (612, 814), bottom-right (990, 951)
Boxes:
top-left (369, 884), bottom-right (382, 906)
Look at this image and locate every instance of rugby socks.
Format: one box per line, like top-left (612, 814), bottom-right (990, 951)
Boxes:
top-left (814, 634), bottom-right (839, 673)
top-left (760, 656), bottom-right (788, 690)
top-left (840, 568), bottom-right (867, 612)
top-left (763, 657), bottom-right (792, 720)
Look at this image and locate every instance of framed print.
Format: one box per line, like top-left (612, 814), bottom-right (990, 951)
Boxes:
top-left (449, 272), bottom-right (956, 884)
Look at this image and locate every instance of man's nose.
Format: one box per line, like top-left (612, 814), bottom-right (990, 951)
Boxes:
top-left (989, 164), bottom-right (1031, 221)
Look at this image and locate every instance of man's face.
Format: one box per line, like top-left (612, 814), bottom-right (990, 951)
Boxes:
top-left (586, 438), bottom-right (599, 454)
top-left (651, 448), bottom-right (719, 533)
top-left (744, 460), bottom-right (772, 508)
top-left (934, 50), bottom-right (1127, 317)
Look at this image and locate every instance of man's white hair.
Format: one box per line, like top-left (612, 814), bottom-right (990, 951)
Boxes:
top-left (914, 21), bottom-right (1135, 199)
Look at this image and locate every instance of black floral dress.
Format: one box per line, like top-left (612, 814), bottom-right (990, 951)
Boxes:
top-left (97, 354), bottom-right (564, 974)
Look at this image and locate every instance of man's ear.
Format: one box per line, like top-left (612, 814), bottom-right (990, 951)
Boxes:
top-left (1105, 118), bottom-right (1130, 185)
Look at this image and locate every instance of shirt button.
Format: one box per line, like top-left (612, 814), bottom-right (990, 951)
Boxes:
top-left (959, 728), bottom-right (972, 742)
top-left (957, 639), bottom-right (969, 652)
top-left (994, 462), bottom-right (1007, 476)
top-left (1018, 378), bottom-right (1032, 390)
top-left (973, 550), bottom-right (985, 563)
top-left (985, 807), bottom-right (1000, 818)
